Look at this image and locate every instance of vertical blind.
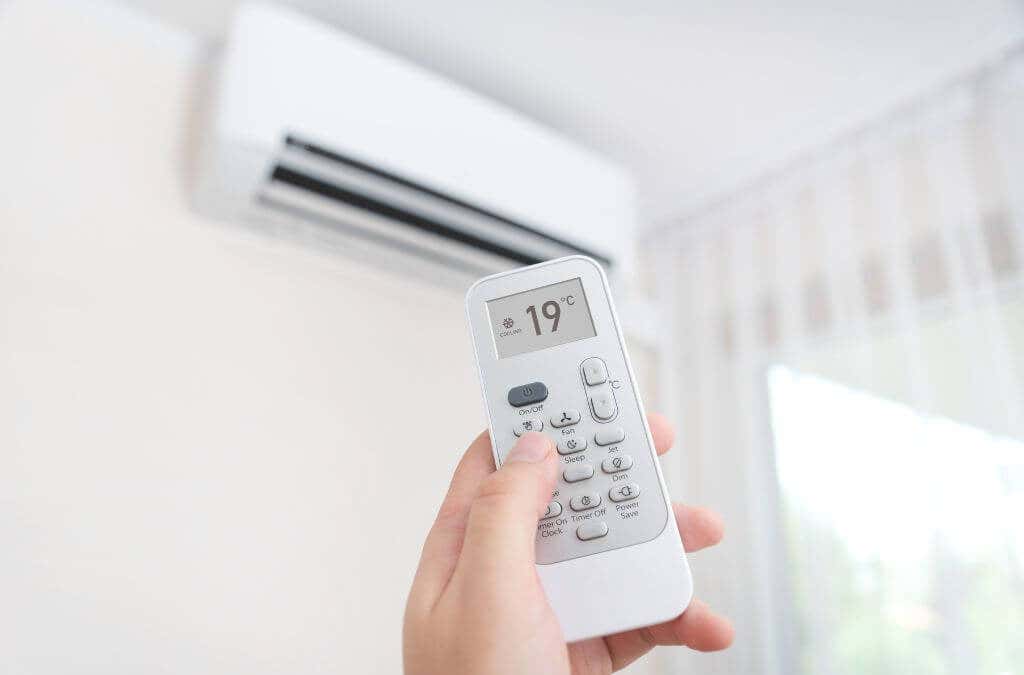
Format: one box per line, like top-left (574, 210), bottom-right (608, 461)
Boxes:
top-left (646, 47), bottom-right (1024, 675)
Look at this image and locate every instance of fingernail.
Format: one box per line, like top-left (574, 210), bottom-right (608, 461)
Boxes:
top-left (505, 432), bottom-right (552, 463)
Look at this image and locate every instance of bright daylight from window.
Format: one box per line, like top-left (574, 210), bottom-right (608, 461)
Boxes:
top-left (769, 366), bottom-right (1024, 674)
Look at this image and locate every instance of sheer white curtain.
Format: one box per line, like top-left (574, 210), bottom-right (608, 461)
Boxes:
top-left (646, 47), bottom-right (1024, 675)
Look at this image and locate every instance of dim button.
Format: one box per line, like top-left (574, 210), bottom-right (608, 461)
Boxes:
top-left (508, 382), bottom-right (548, 407)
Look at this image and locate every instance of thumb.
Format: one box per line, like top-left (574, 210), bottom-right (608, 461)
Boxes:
top-left (455, 432), bottom-right (559, 585)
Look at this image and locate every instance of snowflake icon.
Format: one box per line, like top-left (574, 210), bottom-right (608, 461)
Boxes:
top-left (502, 317), bottom-right (514, 329)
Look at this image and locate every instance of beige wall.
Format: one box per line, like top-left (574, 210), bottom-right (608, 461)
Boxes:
top-left (0, 2), bottom-right (665, 673)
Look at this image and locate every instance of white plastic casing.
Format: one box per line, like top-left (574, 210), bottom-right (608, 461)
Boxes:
top-left (466, 256), bottom-right (692, 642)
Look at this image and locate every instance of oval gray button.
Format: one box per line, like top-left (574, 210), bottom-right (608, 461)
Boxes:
top-left (581, 358), bottom-right (608, 386)
top-left (541, 501), bottom-right (562, 519)
top-left (576, 521), bottom-right (608, 541)
top-left (609, 483), bottom-right (640, 502)
top-left (508, 382), bottom-right (548, 407)
top-left (550, 409), bottom-right (581, 428)
top-left (556, 436), bottom-right (587, 455)
top-left (513, 418), bottom-right (544, 436)
top-left (594, 427), bottom-right (626, 446)
top-left (563, 464), bottom-right (595, 483)
top-left (570, 493), bottom-right (601, 511)
top-left (602, 455), bottom-right (633, 473)
top-left (589, 391), bottom-right (617, 421)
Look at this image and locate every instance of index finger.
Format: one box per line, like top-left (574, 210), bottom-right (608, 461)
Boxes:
top-left (406, 431), bottom-right (494, 611)
top-left (648, 411), bottom-right (675, 456)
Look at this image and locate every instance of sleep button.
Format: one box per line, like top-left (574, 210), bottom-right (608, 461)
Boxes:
top-left (508, 382), bottom-right (548, 407)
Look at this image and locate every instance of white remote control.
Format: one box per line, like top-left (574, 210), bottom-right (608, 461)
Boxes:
top-left (466, 255), bottom-right (692, 642)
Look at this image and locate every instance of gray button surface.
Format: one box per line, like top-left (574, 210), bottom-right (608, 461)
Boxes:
top-left (594, 427), bottom-right (626, 446)
top-left (589, 391), bottom-right (617, 421)
top-left (602, 455), bottom-right (633, 473)
top-left (550, 409), bottom-right (581, 428)
top-left (570, 493), bottom-right (601, 511)
top-left (541, 501), bottom-right (562, 519)
top-left (576, 521), bottom-right (609, 541)
top-left (513, 418), bottom-right (544, 436)
top-left (563, 464), bottom-right (595, 483)
top-left (508, 382), bottom-right (548, 407)
top-left (581, 358), bottom-right (608, 386)
top-left (556, 436), bottom-right (587, 455)
top-left (609, 483), bottom-right (640, 502)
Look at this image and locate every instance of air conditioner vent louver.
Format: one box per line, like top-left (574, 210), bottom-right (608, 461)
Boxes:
top-left (194, 3), bottom-right (635, 281)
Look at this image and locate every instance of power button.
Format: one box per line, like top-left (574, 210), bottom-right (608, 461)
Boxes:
top-left (508, 382), bottom-right (548, 407)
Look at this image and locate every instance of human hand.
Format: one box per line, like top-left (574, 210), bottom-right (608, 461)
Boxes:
top-left (403, 413), bottom-right (733, 675)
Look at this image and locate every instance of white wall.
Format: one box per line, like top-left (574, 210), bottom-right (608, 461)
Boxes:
top-left (0, 3), bottom-right (487, 673)
top-left (0, 2), bottom-right (666, 673)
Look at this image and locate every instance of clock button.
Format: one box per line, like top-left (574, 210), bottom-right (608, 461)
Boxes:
top-left (541, 501), bottom-right (562, 520)
top-left (513, 418), bottom-right (544, 436)
top-left (508, 382), bottom-right (548, 407)
top-left (581, 358), bottom-right (608, 386)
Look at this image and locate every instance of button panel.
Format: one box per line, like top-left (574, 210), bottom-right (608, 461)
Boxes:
top-left (494, 350), bottom-right (665, 565)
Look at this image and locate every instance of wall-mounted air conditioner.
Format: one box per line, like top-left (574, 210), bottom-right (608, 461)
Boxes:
top-left (193, 2), bottom-right (638, 282)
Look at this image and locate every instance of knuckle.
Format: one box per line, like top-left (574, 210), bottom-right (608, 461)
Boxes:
top-left (474, 471), bottom-right (524, 504)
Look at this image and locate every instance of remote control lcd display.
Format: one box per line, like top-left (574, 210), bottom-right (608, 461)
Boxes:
top-left (486, 278), bottom-right (596, 358)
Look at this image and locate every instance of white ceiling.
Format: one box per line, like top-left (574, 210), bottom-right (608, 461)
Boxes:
top-left (122, 0), bottom-right (1024, 224)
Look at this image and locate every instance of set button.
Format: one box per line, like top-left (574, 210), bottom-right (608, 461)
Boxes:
top-left (541, 501), bottom-right (562, 519)
top-left (602, 455), bottom-right (633, 473)
top-left (609, 483), bottom-right (640, 502)
top-left (576, 521), bottom-right (608, 541)
top-left (550, 409), bottom-right (581, 428)
top-left (570, 493), bottom-right (602, 511)
top-left (594, 427), bottom-right (625, 446)
top-left (513, 418), bottom-right (544, 436)
top-left (556, 436), bottom-right (587, 455)
top-left (563, 464), bottom-right (594, 483)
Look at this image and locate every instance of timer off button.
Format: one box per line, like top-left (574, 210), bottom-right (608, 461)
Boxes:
top-left (508, 382), bottom-right (548, 407)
